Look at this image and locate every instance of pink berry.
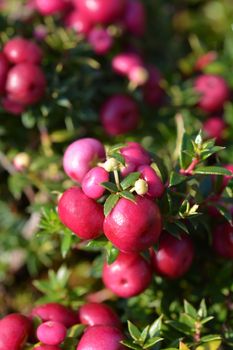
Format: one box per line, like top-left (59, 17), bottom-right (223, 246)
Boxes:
top-left (35, 346), bottom-right (61, 350)
top-left (76, 325), bottom-right (126, 350)
top-left (195, 51), bottom-right (217, 71)
top-left (76, 0), bottom-right (126, 25)
top-left (213, 223), bottom-right (233, 259)
top-left (58, 187), bottom-right (104, 240)
top-left (142, 65), bottom-right (164, 106)
top-left (203, 116), bottom-right (226, 144)
top-left (88, 27), bottom-right (113, 55)
top-left (138, 165), bottom-right (164, 198)
top-left (37, 321), bottom-right (66, 346)
top-left (64, 10), bottom-right (92, 35)
top-left (0, 53), bottom-right (9, 94)
top-left (152, 233), bottom-right (194, 279)
top-left (0, 314), bottom-right (32, 350)
top-left (3, 37), bottom-right (43, 64)
top-left (6, 63), bottom-right (46, 105)
top-left (82, 166), bottom-right (109, 199)
top-left (79, 303), bottom-right (121, 328)
top-left (63, 138), bottom-right (105, 183)
top-left (123, 0), bottom-right (146, 37)
top-left (2, 96), bottom-right (25, 115)
top-left (31, 303), bottom-right (79, 328)
top-left (194, 74), bottom-right (230, 113)
top-left (100, 95), bottom-right (140, 136)
top-left (112, 52), bottom-right (143, 77)
top-left (35, 0), bottom-right (67, 15)
top-left (104, 196), bottom-right (162, 252)
top-left (103, 252), bottom-right (152, 298)
top-left (120, 142), bottom-right (151, 176)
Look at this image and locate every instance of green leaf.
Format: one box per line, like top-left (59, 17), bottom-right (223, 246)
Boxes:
top-left (150, 155), bottom-right (168, 183)
top-left (166, 321), bottom-right (192, 335)
top-left (111, 152), bottom-right (125, 165)
top-left (184, 300), bottom-right (197, 318)
top-left (149, 315), bottom-right (163, 337)
top-left (140, 325), bottom-right (149, 343)
top-left (127, 321), bottom-right (141, 341)
top-left (104, 194), bottom-right (120, 216)
top-left (198, 299), bottom-right (207, 318)
top-left (67, 324), bottom-right (86, 338)
top-left (194, 166), bottom-right (232, 176)
top-left (121, 172), bottom-right (141, 190)
top-left (169, 172), bottom-right (188, 187)
top-left (144, 337), bottom-right (164, 348)
top-left (180, 133), bottom-right (194, 169)
top-left (120, 191), bottom-right (136, 202)
top-left (201, 335), bottom-right (221, 343)
top-left (200, 316), bottom-right (214, 325)
top-left (196, 340), bottom-right (221, 350)
top-left (101, 181), bottom-right (118, 193)
top-left (105, 243), bottom-right (119, 264)
top-left (121, 340), bottom-right (141, 350)
top-left (215, 205), bottom-right (233, 225)
top-left (61, 233), bottom-right (72, 258)
top-left (8, 173), bottom-right (28, 199)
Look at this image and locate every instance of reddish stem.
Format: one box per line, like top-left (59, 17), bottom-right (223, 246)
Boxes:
top-left (180, 157), bottom-right (199, 176)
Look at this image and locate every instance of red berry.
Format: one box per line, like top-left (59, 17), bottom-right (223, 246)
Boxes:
top-left (142, 65), bottom-right (164, 106)
top-left (195, 51), bottom-right (217, 71)
top-left (120, 142), bottom-right (151, 176)
top-left (34, 346), bottom-right (61, 350)
top-left (88, 27), bottom-right (113, 55)
top-left (79, 303), bottom-right (121, 328)
top-left (213, 223), bottom-right (233, 259)
top-left (152, 233), bottom-right (194, 279)
top-left (103, 252), bottom-right (152, 298)
top-left (203, 116), bottom-right (226, 144)
top-left (76, 325), bottom-right (126, 350)
top-left (63, 138), bottom-right (105, 183)
top-left (123, 0), bottom-right (146, 37)
top-left (76, 0), bottom-right (126, 25)
top-left (104, 196), bottom-right (162, 252)
top-left (100, 95), bottom-right (140, 136)
top-left (138, 165), bottom-right (164, 198)
top-left (112, 52), bottom-right (143, 77)
top-left (0, 53), bottom-right (9, 94)
top-left (82, 166), bottom-right (109, 199)
top-left (35, 0), bottom-right (67, 15)
top-left (2, 96), bottom-right (25, 115)
top-left (3, 37), bottom-right (43, 64)
top-left (58, 187), bottom-right (104, 240)
top-left (31, 303), bottom-right (79, 328)
top-left (0, 314), bottom-right (32, 350)
top-left (194, 74), bottom-right (230, 113)
top-left (6, 63), bottom-right (46, 105)
top-left (64, 10), bottom-right (92, 35)
top-left (37, 321), bottom-right (66, 346)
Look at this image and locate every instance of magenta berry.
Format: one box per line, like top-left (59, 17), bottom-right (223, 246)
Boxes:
top-left (35, 0), bottom-right (67, 15)
top-left (79, 302), bottom-right (121, 328)
top-left (152, 232), bottom-right (194, 279)
top-left (6, 63), bottom-right (46, 105)
top-left (104, 196), bottom-right (162, 252)
top-left (76, 325), bottom-right (126, 350)
top-left (123, 0), bottom-right (146, 37)
top-left (82, 166), bottom-right (109, 199)
top-left (112, 52), bottom-right (143, 77)
top-left (37, 321), bottom-right (66, 346)
top-left (138, 165), bottom-right (164, 198)
top-left (142, 65), bottom-right (164, 106)
top-left (63, 138), bottom-right (105, 183)
top-left (203, 116), bottom-right (226, 143)
top-left (103, 252), bottom-right (152, 298)
top-left (34, 346), bottom-right (61, 350)
top-left (31, 303), bottom-right (79, 328)
top-left (2, 96), bottom-right (25, 115)
top-left (100, 95), bottom-right (140, 136)
top-left (3, 37), bottom-right (43, 64)
top-left (58, 187), bottom-right (104, 240)
top-left (120, 142), bottom-right (151, 176)
top-left (0, 314), bottom-right (32, 350)
top-left (64, 10), bottom-right (92, 35)
top-left (194, 74), bottom-right (230, 113)
top-left (0, 53), bottom-right (9, 94)
top-left (76, 0), bottom-right (126, 25)
top-left (88, 27), bottom-right (113, 55)
top-left (212, 223), bottom-right (233, 259)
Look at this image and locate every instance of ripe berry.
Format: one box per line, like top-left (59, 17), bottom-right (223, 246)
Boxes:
top-left (35, 0), bottom-right (67, 15)
top-left (100, 95), bottom-right (140, 136)
top-left (212, 223), bottom-right (233, 259)
top-left (64, 10), bottom-right (92, 35)
top-left (195, 51), bottom-right (217, 71)
top-left (3, 37), bottom-right (43, 64)
top-left (58, 187), bottom-right (104, 240)
top-left (82, 166), bottom-right (109, 199)
top-left (138, 165), bottom-right (164, 198)
top-left (76, 0), bottom-right (126, 25)
top-left (142, 65), bottom-right (164, 106)
top-left (0, 53), bottom-right (9, 94)
top-left (2, 96), bottom-right (25, 115)
top-left (112, 52), bottom-right (143, 77)
top-left (31, 303), bottom-right (79, 328)
top-left (103, 252), bottom-right (152, 298)
top-left (88, 27), bottom-right (113, 55)
top-left (104, 196), bottom-right (162, 252)
top-left (79, 302), bottom-right (121, 328)
top-left (123, 0), bottom-right (146, 37)
top-left (34, 346), bottom-right (61, 350)
top-left (63, 138), bottom-right (105, 183)
top-left (76, 325), bottom-right (126, 350)
top-left (0, 314), bottom-right (32, 350)
top-left (6, 63), bottom-right (46, 105)
top-left (120, 142), bottom-right (151, 176)
top-left (152, 232), bottom-right (194, 279)
top-left (194, 74), bottom-right (230, 113)
top-left (203, 116), bottom-right (226, 144)
top-left (37, 321), bottom-right (66, 346)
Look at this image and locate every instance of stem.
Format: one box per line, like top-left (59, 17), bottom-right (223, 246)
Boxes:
top-left (194, 321), bottom-right (201, 343)
top-left (180, 157), bottom-right (199, 176)
top-left (114, 170), bottom-right (121, 191)
top-left (173, 113), bottom-right (185, 163)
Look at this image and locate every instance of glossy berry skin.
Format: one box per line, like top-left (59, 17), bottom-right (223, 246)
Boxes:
top-left (103, 252), bottom-right (152, 298)
top-left (31, 303), bottom-right (79, 328)
top-left (2, 96), bottom-right (25, 115)
top-left (88, 28), bottom-right (113, 55)
top-left (64, 10), bottom-right (92, 35)
top-left (203, 116), bottom-right (226, 144)
top-left (123, 0), bottom-right (146, 37)
top-left (112, 52), bottom-right (143, 77)
top-left (79, 303), bottom-right (121, 328)
top-left (212, 223), bottom-right (233, 259)
top-left (76, 0), bottom-right (126, 25)
top-left (58, 187), bottom-right (104, 240)
top-left (194, 74), bottom-right (230, 113)
top-left (3, 37), bottom-right (42, 64)
top-left (63, 138), bottom-right (105, 183)
top-left (76, 325), bottom-right (126, 350)
top-left (35, 0), bottom-right (67, 15)
top-left (142, 65), bottom-right (164, 106)
top-left (0, 53), bottom-right (9, 94)
top-left (0, 314), bottom-right (32, 350)
top-left (104, 196), bottom-right (162, 252)
top-left (152, 233), bottom-right (194, 279)
top-left (120, 142), bottom-right (151, 176)
top-left (6, 63), bottom-right (46, 105)
top-left (82, 166), bottom-right (109, 199)
top-left (100, 95), bottom-right (140, 136)
top-left (34, 346), bottom-right (61, 350)
top-left (37, 321), bottom-right (66, 346)
top-left (138, 165), bottom-right (164, 198)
